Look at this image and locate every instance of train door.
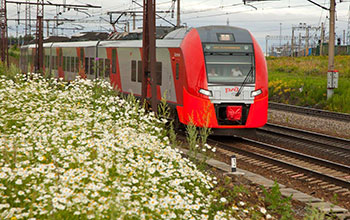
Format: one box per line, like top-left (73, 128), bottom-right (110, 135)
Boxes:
top-left (57, 48), bottom-right (64, 79)
top-left (107, 48), bottom-right (122, 90)
top-left (77, 47), bottom-right (86, 78)
top-left (84, 47), bottom-right (96, 80)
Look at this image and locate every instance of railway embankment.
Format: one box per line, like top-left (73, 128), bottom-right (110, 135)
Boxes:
top-left (0, 72), bottom-right (274, 219)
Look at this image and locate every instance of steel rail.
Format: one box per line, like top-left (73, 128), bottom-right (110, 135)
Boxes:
top-left (208, 137), bottom-right (350, 189)
top-left (259, 123), bottom-right (350, 152)
top-left (269, 102), bottom-right (350, 122)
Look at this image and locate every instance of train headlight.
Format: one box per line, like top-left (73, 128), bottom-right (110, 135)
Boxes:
top-left (199, 89), bottom-right (213, 97)
top-left (251, 89), bottom-right (262, 97)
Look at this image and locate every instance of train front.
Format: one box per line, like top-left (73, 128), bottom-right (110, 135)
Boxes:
top-left (178, 26), bottom-right (268, 135)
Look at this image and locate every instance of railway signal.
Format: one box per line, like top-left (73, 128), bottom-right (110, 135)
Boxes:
top-left (231, 155), bottom-right (237, 172)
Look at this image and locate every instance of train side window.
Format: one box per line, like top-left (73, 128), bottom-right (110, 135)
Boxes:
top-left (89, 57), bottom-right (94, 75)
top-left (112, 49), bottom-right (116, 73)
top-left (59, 49), bottom-right (63, 67)
top-left (105, 59), bottom-right (110, 77)
top-left (67, 57), bottom-right (71, 72)
top-left (85, 57), bottom-right (89, 74)
top-left (98, 59), bottom-right (104, 77)
top-left (137, 61), bottom-right (142, 83)
top-left (63, 56), bottom-right (66, 71)
top-left (131, 60), bottom-right (136, 82)
top-left (80, 48), bottom-right (84, 69)
top-left (156, 62), bottom-right (162, 85)
top-left (176, 63), bottom-right (179, 80)
top-left (75, 57), bottom-right (79, 72)
top-left (70, 57), bottom-right (74, 73)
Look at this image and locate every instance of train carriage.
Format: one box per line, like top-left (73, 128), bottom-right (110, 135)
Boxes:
top-left (20, 25), bottom-right (268, 136)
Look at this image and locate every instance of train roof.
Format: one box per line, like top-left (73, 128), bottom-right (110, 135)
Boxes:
top-left (25, 39), bottom-right (183, 48)
top-left (22, 26), bottom-right (253, 49)
top-left (163, 25), bottom-right (253, 44)
top-left (196, 26), bottom-right (253, 44)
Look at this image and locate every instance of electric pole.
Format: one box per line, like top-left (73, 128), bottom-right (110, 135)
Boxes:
top-left (305, 26), bottom-right (309, 56)
top-left (327, 0), bottom-right (337, 99)
top-left (35, 0), bottom-right (44, 73)
top-left (142, 0), bottom-right (158, 113)
top-left (177, 0), bottom-right (180, 27)
top-left (291, 28), bottom-right (294, 57)
top-left (320, 22), bottom-right (324, 56)
top-left (265, 35), bottom-right (269, 56)
top-left (0, 0), bottom-right (9, 67)
top-left (298, 32), bottom-right (301, 57)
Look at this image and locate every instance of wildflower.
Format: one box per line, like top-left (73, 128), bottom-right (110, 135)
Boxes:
top-left (220, 197), bottom-right (227, 203)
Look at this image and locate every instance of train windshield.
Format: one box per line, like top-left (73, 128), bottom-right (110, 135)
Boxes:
top-left (204, 44), bottom-right (255, 85)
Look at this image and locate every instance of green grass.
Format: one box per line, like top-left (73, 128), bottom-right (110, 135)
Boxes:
top-left (267, 55), bottom-right (350, 113)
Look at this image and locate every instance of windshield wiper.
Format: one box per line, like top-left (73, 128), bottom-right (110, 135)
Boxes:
top-left (235, 67), bottom-right (253, 97)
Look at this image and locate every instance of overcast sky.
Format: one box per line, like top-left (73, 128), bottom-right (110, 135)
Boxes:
top-left (6, 0), bottom-right (350, 52)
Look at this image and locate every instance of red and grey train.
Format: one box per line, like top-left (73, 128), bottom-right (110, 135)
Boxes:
top-left (20, 26), bottom-right (268, 135)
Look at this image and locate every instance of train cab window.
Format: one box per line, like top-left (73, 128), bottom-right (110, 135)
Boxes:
top-left (84, 57), bottom-right (89, 74)
top-left (112, 49), bottom-right (116, 73)
top-left (75, 57), bottom-right (79, 72)
top-left (137, 61), bottom-right (143, 83)
top-left (156, 62), bottom-right (162, 86)
top-left (131, 60), bottom-right (136, 82)
top-left (105, 59), bottom-right (110, 77)
top-left (89, 57), bottom-right (94, 75)
top-left (204, 44), bottom-right (255, 84)
top-left (176, 63), bottom-right (179, 80)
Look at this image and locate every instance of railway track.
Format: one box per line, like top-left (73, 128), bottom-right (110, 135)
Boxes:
top-left (208, 136), bottom-right (350, 198)
top-left (269, 101), bottom-right (350, 122)
top-left (257, 123), bottom-right (350, 166)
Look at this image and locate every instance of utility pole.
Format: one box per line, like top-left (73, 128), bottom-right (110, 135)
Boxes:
top-left (320, 22), bottom-right (324, 56)
top-left (0, 0), bottom-right (9, 67)
top-left (25, 0), bottom-right (30, 38)
top-left (35, 0), bottom-right (44, 73)
top-left (305, 26), bottom-right (309, 56)
top-left (132, 13), bottom-right (136, 30)
top-left (279, 23), bottom-right (282, 47)
top-left (142, 0), bottom-right (157, 113)
top-left (343, 30), bottom-right (346, 45)
top-left (291, 28), bottom-right (294, 57)
top-left (327, 0), bottom-right (337, 99)
top-left (298, 32), bottom-right (301, 57)
top-left (265, 35), bottom-right (269, 56)
top-left (347, 5), bottom-right (350, 45)
top-left (177, 0), bottom-right (180, 27)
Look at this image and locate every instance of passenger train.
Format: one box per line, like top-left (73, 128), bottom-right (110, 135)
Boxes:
top-left (20, 26), bottom-right (268, 135)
